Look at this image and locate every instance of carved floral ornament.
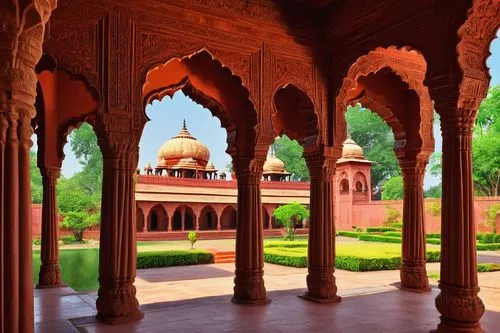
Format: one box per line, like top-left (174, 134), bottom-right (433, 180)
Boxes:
top-left (334, 46), bottom-right (434, 152)
top-left (456, 0), bottom-right (500, 111)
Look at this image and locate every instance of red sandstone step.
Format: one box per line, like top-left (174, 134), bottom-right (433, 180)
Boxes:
top-left (214, 258), bottom-right (235, 264)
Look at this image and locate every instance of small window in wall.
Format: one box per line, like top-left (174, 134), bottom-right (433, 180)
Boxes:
top-left (355, 181), bottom-right (363, 192)
top-left (340, 179), bottom-right (349, 194)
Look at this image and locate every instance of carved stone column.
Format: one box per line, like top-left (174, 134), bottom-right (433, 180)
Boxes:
top-left (96, 144), bottom-right (143, 324)
top-left (181, 206), bottom-right (186, 231)
top-left (232, 156), bottom-right (270, 305)
top-left (399, 158), bottom-right (429, 292)
top-left (301, 147), bottom-right (341, 303)
top-left (435, 113), bottom-right (484, 332)
top-left (1, 4), bottom-right (54, 332)
top-left (37, 167), bottom-right (63, 288)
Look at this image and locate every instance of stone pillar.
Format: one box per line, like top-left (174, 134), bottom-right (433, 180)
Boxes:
top-left (1, 5), bottom-right (54, 331)
top-left (232, 157), bottom-right (270, 305)
top-left (435, 113), bottom-right (484, 332)
top-left (399, 158), bottom-right (430, 292)
top-left (37, 167), bottom-right (63, 288)
top-left (301, 147), bottom-right (341, 303)
top-left (96, 145), bottom-right (143, 324)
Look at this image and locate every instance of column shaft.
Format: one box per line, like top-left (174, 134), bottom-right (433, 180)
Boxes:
top-left (435, 115), bottom-right (484, 332)
top-left (400, 160), bottom-right (429, 292)
top-left (232, 158), bottom-right (269, 304)
top-left (96, 149), bottom-right (143, 324)
top-left (37, 167), bottom-right (63, 287)
top-left (301, 151), bottom-right (340, 303)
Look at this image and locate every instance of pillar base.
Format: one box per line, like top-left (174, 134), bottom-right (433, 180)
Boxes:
top-left (233, 270), bottom-right (270, 305)
top-left (96, 281), bottom-right (143, 325)
top-left (400, 264), bottom-right (430, 293)
top-left (298, 293), bottom-right (341, 304)
top-left (435, 283), bottom-right (484, 333)
top-left (38, 263), bottom-right (62, 287)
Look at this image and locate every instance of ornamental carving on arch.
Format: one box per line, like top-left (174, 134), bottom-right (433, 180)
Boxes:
top-left (275, 57), bottom-right (315, 97)
top-left (335, 47), bottom-right (434, 151)
top-left (456, 0), bottom-right (500, 110)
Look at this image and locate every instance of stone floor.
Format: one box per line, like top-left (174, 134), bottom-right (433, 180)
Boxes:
top-left (35, 263), bottom-right (500, 333)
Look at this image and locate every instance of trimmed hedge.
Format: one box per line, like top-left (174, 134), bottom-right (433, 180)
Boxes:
top-left (358, 234), bottom-right (401, 243)
top-left (384, 231), bottom-right (402, 237)
top-left (264, 249), bottom-right (307, 267)
top-left (426, 233), bottom-right (441, 239)
top-left (476, 243), bottom-right (500, 251)
top-left (366, 227), bottom-right (397, 232)
top-left (426, 238), bottom-right (441, 245)
top-left (136, 250), bottom-right (213, 269)
top-left (477, 263), bottom-right (500, 272)
top-left (264, 241), bottom-right (308, 248)
top-left (391, 223), bottom-right (403, 229)
top-left (336, 256), bottom-right (401, 271)
top-left (337, 231), bottom-right (360, 238)
top-left (476, 233), bottom-right (500, 244)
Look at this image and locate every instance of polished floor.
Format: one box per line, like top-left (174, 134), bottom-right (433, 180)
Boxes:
top-left (34, 262), bottom-right (500, 333)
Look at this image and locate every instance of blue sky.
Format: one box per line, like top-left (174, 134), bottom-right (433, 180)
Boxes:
top-left (54, 33), bottom-right (500, 189)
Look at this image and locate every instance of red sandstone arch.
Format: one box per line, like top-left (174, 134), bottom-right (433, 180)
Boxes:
top-left (141, 50), bottom-right (258, 156)
top-left (335, 47), bottom-right (434, 159)
top-left (220, 205), bottom-right (237, 230)
top-left (147, 204), bottom-right (168, 231)
top-left (136, 206), bottom-right (145, 232)
top-left (272, 84), bottom-right (319, 147)
top-left (172, 205), bottom-right (195, 231)
top-left (456, 0), bottom-right (500, 111)
top-left (353, 172), bottom-right (368, 192)
top-left (35, 55), bottom-right (99, 168)
top-left (339, 178), bottom-right (349, 194)
top-left (262, 207), bottom-right (270, 229)
top-left (199, 205), bottom-right (217, 230)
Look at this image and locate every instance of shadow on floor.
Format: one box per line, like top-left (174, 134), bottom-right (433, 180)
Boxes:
top-left (137, 264), bottom-right (234, 283)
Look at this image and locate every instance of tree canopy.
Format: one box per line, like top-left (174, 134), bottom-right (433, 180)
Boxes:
top-left (272, 202), bottom-right (309, 241)
top-left (346, 104), bottom-right (400, 195)
top-left (381, 176), bottom-right (404, 200)
top-left (30, 151), bottom-right (43, 204)
top-left (272, 135), bottom-right (309, 181)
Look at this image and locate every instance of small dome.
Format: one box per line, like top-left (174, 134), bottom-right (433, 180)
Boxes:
top-left (342, 137), bottom-right (365, 159)
top-left (263, 155), bottom-right (286, 173)
top-left (205, 162), bottom-right (217, 171)
top-left (174, 157), bottom-right (198, 169)
top-left (157, 121), bottom-right (210, 168)
top-left (144, 162), bottom-right (153, 171)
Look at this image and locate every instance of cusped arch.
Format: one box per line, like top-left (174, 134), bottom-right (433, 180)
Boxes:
top-left (335, 47), bottom-right (434, 156)
top-left (141, 49), bottom-right (258, 156)
top-left (199, 205), bottom-right (218, 230)
top-left (220, 205), bottom-right (237, 230)
top-left (147, 204), bottom-right (168, 231)
top-left (353, 172), bottom-right (369, 192)
top-left (272, 83), bottom-right (320, 147)
top-left (172, 205), bottom-right (195, 231)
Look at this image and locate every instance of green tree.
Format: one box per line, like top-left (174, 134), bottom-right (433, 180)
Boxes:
top-left (70, 123), bottom-right (103, 195)
top-left (30, 151), bottom-right (43, 203)
top-left (57, 177), bottom-right (100, 214)
top-left (188, 231), bottom-right (198, 249)
top-left (272, 202), bottom-right (309, 241)
top-left (272, 135), bottom-right (309, 181)
top-left (346, 104), bottom-right (399, 194)
top-left (476, 85), bottom-right (500, 135)
top-left (381, 176), bottom-right (404, 200)
top-left (61, 211), bottom-right (100, 241)
top-left (429, 152), bottom-right (442, 177)
top-left (424, 184), bottom-right (442, 198)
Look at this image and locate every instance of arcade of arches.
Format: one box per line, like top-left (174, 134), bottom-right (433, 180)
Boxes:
top-left (1, 1), bottom-right (499, 332)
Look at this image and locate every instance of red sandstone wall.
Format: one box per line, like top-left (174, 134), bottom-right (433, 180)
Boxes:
top-left (342, 197), bottom-right (500, 233)
top-left (32, 204), bottom-right (43, 236)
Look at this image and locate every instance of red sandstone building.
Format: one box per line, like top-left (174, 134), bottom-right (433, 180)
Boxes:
top-left (1, 1), bottom-right (499, 332)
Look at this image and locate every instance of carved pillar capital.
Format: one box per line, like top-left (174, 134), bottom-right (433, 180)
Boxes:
top-left (41, 166), bottom-right (61, 185)
top-left (304, 145), bottom-right (342, 182)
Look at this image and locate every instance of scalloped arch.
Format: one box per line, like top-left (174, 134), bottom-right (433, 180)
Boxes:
top-left (335, 46), bottom-right (434, 155)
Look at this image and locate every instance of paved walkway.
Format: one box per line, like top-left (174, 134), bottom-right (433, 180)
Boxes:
top-left (35, 262), bottom-right (500, 332)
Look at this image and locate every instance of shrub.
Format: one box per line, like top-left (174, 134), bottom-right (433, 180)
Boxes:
top-left (426, 251), bottom-right (440, 262)
top-left (384, 231), bottom-right (402, 237)
top-left (61, 211), bottom-right (100, 242)
top-left (427, 202), bottom-right (442, 217)
top-left (32, 238), bottom-right (41, 245)
top-left (426, 233), bottom-right (441, 239)
top-left (426, 238), bottom-right (441, 245)
top-left (336, 256), bottom-right (401, 271)
top-left (485, 204), bottom-right (500, 233)
top-left (476, 243), bottom-right (500, 251)
top-left (392, 223), bottom-right (403, 229)
top-left (264, 241), bottom-right (308, 248)
top-left (384, 206), bottom-right (402, 227)
top-left (136, 250), bottom-right (213, 269)
top-left (273, 203), bottom-right (309, 241)
top-left (338, 231), bottom-right (360, 238)
top-left (188, 231), bottom-right (198, 249)
top-left (359, 234), bottom-right (401, 243)
top-left (366, 227), bottom-right (397, 232)
top-left (477, 233), bottom-right (496, 244)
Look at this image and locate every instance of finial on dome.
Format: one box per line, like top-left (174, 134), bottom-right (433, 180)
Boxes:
top-left (183, 119), bottom-right (187, 130)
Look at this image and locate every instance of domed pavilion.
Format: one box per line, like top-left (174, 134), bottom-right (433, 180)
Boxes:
top-left (154, 120), bottom-right (218, 179)
top-left (263, 151), bottom-right (291, 182)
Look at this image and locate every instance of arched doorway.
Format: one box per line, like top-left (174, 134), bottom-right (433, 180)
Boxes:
top-left (220, 206), bottom-right (237, 230)
top-left (199, 206), bottom-right (217, 230)
top-left (136, 206), bottom-right (145, 232)
top-left (172, 205), bottom-right (195, 231)
top-left (262, 208), bottom-right (270, 229)
top-left (148, 204), bottom-right (168, 231)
